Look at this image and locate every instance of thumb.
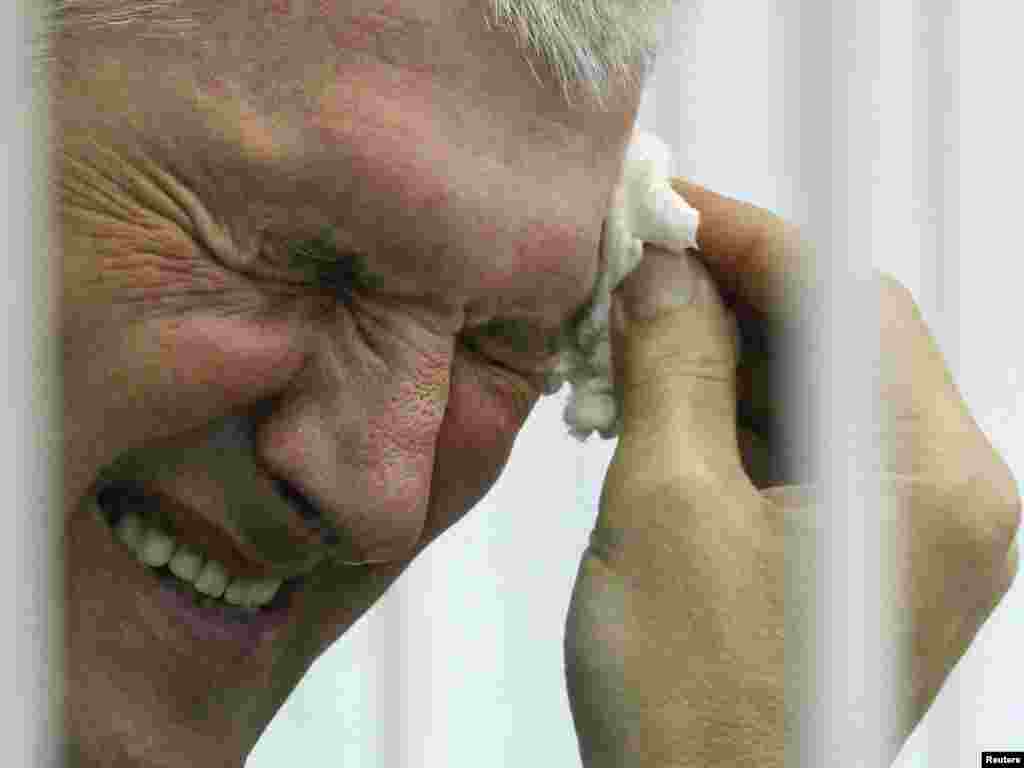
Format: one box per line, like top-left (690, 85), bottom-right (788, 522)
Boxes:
top-left (611, 244), bottom-right (742, 475)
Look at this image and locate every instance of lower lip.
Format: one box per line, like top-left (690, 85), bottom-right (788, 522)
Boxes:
top-left (152, 570), bottom-right (305, 655)
top-left (95, 493), bottom-right (306, 655)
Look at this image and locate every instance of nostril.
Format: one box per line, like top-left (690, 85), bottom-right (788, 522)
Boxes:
top-left (273, 476), bottom-right (319, 521)
top-left (273, 477), bottom-right (340, 548)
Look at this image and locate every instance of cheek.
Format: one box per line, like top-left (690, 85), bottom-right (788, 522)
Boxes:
top-left (420, 353), bottom-right (538, 543)
top-left (153, 313), bottom-right (309, 403)
top-left (68, 309), bottom-right (312, 492)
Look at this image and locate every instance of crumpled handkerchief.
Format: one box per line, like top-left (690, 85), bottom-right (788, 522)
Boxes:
top-left (548, 128), bottom-right (701, 441)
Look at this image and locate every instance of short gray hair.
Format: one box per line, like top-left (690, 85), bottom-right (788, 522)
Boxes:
top-left (42, 0), bottom-right (677, 109)
top-left (486, 0), bottom-right (676, 107)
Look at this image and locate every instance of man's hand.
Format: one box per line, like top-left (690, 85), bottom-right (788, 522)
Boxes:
top-left (563, 180), bottom-right (1021, 767)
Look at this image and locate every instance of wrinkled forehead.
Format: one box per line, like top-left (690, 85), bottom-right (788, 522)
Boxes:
top-left (54, 0), bottom-right (642, 323)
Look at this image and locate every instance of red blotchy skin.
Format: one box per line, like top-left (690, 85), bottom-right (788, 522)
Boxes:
top-left (254, 309), bottom-right (460, 560)
top-left (156, 314), bottom-right (310, 403)
top-left (331, 5), bottom-right (412, 51)
top-left (309, 69), bottom-right (448, 201)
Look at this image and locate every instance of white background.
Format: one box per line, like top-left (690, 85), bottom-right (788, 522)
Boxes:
top-left (5, 1), bottom-right (1021, 766)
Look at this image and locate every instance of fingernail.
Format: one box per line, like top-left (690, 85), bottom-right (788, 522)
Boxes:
top-left (615, 247), bottom-right (700, 323)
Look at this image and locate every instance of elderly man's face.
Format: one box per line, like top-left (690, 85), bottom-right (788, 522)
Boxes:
top-left (58, 1), bottom-right (639, 764)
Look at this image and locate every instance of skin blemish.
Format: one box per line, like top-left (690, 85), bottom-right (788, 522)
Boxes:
top-left (411, 376), bottom-right (449, 408)
top-left (313, 70), bottom-right (433, 144)
top-left (310, 69), bottom-right (454, 220)
top-left (324, 0), bottom-right (434, 61)
top-left (203, 76), bottom-right (229, 100)
top-left (367, 352), bottom-right (452, 457)
top-left (331, 8), bottom-right (411, 52)
top-left (235, 108), bottom-right (284, 165)
top-left (191, 80), bottom-right (285, 166)
top-left (515, 219), bottom-right (595, 287)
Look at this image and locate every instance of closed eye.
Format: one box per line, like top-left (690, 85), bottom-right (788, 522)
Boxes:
top-left (461, 317), bottom-right (567, 374)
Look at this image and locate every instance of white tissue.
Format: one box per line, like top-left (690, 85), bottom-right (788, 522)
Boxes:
top-left (550, 128), bottom-right (701, 441)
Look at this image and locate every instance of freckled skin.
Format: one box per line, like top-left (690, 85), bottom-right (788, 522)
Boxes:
top-left (55, 1), bottom-right (643, 765)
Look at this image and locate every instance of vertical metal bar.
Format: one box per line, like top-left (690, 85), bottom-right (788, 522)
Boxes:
top-left (789, 0), bottom-right (895, 764)
top-left (374, 577), bottom-right (406, 767)
top-left (919, 0), bottom-right (965, 760)
top-left (7, 1), bottom-right (60, 765)
top-left (927, 0), bottom-right (961, 373)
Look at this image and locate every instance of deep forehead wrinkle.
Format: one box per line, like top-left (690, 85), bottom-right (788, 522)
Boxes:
top-left (57, 1), bottom-right (616, 336)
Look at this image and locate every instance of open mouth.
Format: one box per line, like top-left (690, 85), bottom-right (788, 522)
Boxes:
top-left (95, 485), bottom-right (306, 626)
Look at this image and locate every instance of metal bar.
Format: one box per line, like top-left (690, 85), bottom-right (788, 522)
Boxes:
top-left (789, 0), bottom-right (896, 764)
top-left (7, 1), bottom-right (61, 765)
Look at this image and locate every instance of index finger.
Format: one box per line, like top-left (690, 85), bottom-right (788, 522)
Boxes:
top-left (670, 178), bottom-right (815, 320)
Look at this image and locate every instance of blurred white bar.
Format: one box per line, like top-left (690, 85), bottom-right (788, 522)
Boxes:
top-left (5, 1), bottom-right (61, 765)
top-left (921, 0), bottom-right (971, 761)
top-left (788, 0), bottom-right (897, 764)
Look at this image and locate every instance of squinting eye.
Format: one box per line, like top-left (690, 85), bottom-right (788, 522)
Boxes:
top-left (471, 318), bottom-right (534, 354)
top-left (462, 318), bottom-right (565, 372)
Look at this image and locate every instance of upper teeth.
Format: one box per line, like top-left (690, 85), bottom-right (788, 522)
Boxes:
top-left (111, 508), bottom-right (283, 609)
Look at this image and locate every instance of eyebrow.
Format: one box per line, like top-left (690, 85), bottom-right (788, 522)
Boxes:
top-left (286, 230), bottom-right (340, 268)
top-left (287, 218), bottom-right (591, 329)
top-left (284, 235), bottom-right (563, 353)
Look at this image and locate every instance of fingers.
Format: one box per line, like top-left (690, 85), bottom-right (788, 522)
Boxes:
top-left (665, 179), bottom-right (817, 486)
top-left (670, 178), bottom-right (815, 320)
top-left (874, 273), bottom-right (1011, 481)
top-left (609, 242), bottom-right (745, 488)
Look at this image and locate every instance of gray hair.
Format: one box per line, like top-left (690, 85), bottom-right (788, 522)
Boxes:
top-left (41, 0), bottom-right (677, 109)
top-left (486, 0), bottom-right (676, 107)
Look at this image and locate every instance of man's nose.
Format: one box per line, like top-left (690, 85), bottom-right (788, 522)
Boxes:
top-left (254, 309), bottom-right (455, 564)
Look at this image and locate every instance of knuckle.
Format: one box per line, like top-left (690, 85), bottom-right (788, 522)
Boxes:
top-left (941, 451), bottom-right (1022, 558)
top-left (647, 346), bottom-right (736, 386)
top-left (986, 465), bottom-right (1023, 550)
top-left (978, 454), bottom-right (1021, 551)
top-left (974, 538), bottom-right (1018, 627)
top-left (621, 351), bottom-right (735, 425)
